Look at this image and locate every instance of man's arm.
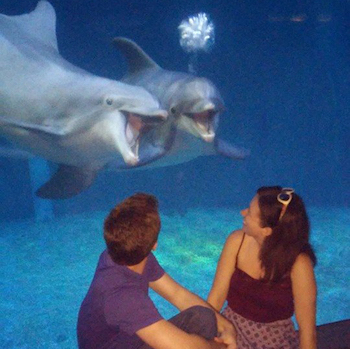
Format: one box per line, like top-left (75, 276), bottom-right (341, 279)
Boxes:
top-left (150, 273), bottom-right (209, 311)
top-left (150, 273), bottom-right (236, 347)
top-left (136, 319), bottom-right (227, 349)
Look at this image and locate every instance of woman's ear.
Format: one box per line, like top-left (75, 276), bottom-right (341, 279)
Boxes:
top-left (262, 227), bottom-right (273, 237)
top-left (152, 241), bottom-right (158, 251)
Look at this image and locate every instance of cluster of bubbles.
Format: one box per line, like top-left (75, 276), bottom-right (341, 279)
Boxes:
top-left (178, 13), bottom-right (215, 53)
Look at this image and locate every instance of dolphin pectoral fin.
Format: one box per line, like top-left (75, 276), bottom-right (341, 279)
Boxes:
top-left (36, 165), bottom-right (98, 199)
top-left (112, 37), bottom-right (160, 75)
top-left (0, 146), bottom-right (34, 159)
top-left (0, 116), bottom-right (68, 136)
top-left (214, 138), bottom-right (250, 160)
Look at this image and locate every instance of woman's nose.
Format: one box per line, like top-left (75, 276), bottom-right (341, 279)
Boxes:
top-left (241, 208), bottom-right (248, 216)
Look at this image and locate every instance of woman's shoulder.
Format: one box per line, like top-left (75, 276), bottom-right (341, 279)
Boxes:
top-left (291, 253), bottom-right (315, 274)
top-left (295, 252), bottom-right (314, 264)
top-left (217, 230), bottom-right (245, 269)
top-left (225, 229), bottom-right (245, 248)
top-left (290, 253), bottom-right (317, 291)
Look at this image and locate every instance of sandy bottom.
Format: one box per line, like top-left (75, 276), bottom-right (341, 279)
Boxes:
top-left (1, 206), bottom-right (349, 348)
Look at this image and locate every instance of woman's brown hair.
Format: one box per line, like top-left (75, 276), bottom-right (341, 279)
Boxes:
top-left (257, 186), bottom-right (317, 282)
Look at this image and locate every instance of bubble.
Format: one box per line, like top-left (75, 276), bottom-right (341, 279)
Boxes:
top-left (178, 13), bottom-right (215, 53)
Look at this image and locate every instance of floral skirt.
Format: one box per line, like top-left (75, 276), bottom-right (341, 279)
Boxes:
top-left (222, 306), bottom-right (299, 349)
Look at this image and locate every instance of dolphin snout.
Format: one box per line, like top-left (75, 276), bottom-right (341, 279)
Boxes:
top-left (155, 110), bottom-right (168, 120)
top-left (141, 110), bottom-right (168, 125)
top-left (202, 133), bottom-right (215, 143)
top-left (124, 153), bottom-right (139, 166)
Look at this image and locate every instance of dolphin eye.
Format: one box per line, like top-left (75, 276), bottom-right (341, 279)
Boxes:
top-left (170, 107), bottom-right (176, 114)
top-left (105, 98), bottom-right (113, 106)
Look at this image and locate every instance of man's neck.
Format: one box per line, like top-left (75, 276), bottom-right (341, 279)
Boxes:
top-left (127, 256), bottom-right (148, 274)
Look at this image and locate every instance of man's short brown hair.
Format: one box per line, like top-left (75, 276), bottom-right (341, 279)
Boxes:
top-left (103, 193), bottom-right (161, 265)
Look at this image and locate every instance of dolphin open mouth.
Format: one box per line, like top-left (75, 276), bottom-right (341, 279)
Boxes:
top-left (185, 109), bottom-right (216, 142)
top-left (124, 112), bottom-right (166, 163)
top-left (125, 113), bottom-right (142, 160)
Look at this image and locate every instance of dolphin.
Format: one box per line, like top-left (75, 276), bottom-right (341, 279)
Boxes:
top-left (112, 37), bottom-right (249, 168)
top-left (0, 1), bottom-right (167, 199)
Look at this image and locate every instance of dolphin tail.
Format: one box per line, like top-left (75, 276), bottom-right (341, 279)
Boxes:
top-left (112, 37), bottom-right (160, 75)
top-left (36, 165), bottom-right (98, 199)
top-left (214, 138), bottom-right (250, 160)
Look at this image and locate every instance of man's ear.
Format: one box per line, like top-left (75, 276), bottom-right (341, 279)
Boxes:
top-left (262, 227), bottom-right (272, 237)
top-left (152, 241), bottom-right (158, 251)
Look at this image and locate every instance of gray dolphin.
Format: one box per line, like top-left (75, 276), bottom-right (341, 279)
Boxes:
top-left (0, 1), bottom-right (167, 199)
top-left (112, 37), bottom-right (249, 168)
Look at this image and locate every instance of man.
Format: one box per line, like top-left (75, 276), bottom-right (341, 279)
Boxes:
top-left (77, 193), bottom-right (236, 349)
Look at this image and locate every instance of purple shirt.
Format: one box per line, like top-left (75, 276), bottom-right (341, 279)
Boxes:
top-left (77, 251), bottom-right (165, 349)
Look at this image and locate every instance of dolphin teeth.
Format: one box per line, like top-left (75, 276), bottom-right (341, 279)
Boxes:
top-left (126, 120), bottom-right (140, 156)
top-left (131, 137), bottom-right (140, 158)
top-left (125, 122), bottom-right (137, 145)
top-left (196, 120), bottom-right (209, 131)
top-left (195, 118), bottom-right (215, 142)
top-left (203, 102), bottom-right (215, 111)
top-left (195, 117), bottom-right (211, 134)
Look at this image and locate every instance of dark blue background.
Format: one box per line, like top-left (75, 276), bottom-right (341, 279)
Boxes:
top-left (0, 0), bottom-right (349, 220)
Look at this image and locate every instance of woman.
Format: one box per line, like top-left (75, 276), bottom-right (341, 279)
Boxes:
top-left (208, 186), bottom-right (317, 349)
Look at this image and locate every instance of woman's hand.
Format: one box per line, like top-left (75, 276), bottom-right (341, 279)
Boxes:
top-left (214, 326), bottom-right (237, 349)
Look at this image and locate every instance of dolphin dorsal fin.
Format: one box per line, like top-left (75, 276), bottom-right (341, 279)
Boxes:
top-left (112, 37), bottom-right (160, 75)
top-left (1, 0), bottom-right (58, 51)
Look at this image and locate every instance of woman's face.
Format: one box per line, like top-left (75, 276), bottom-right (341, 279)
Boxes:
top-left (241, 195), bottom-right (264, 237)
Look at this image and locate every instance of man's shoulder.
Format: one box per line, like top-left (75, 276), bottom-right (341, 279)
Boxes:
top-left (145, 253), bottom-right (165, 281)
top-left (93, 252), bottom-right (134, 290)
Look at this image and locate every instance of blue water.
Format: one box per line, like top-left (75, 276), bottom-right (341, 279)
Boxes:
top-left (1, 207), bottom-right (349, 348)
top-left (0, 0), bottom-right (349, 348)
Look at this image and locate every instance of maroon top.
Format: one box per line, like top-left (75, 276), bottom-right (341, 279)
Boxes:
top-left (226, 234), bottom-right (294, 323)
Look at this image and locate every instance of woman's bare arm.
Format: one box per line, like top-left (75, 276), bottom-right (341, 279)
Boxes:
top-left (291, 253), bottom-right (317, 349)
top-left (207, 230), bottom-right (243, 311)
